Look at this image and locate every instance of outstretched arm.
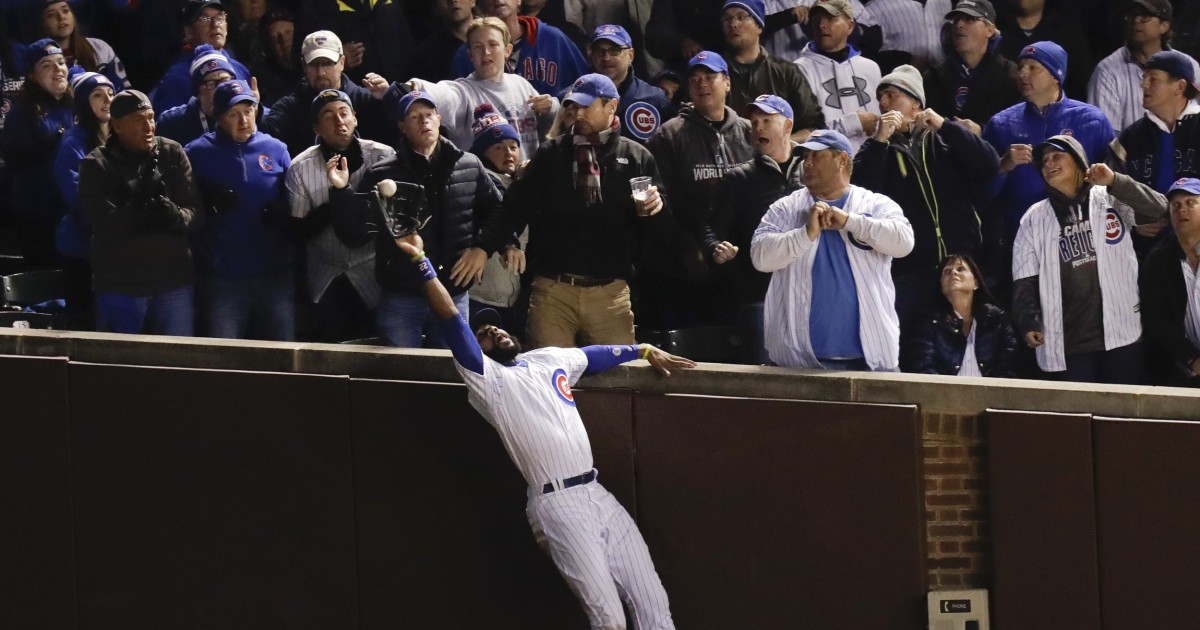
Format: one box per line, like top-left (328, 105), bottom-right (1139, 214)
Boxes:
top-left (581, 344), bottom-right (697, 378)
top-left (396, 233), bottom-right (487, 375)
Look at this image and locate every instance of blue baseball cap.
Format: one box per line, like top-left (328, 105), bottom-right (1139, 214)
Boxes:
top-left (797, 129), bottom-right (852, 154)
top-left (591, 24), bottom-right (632, 49)
top-left (741, 94), bottom-right (793, 122)
top-left (688, 50), bottom-right (729, 75)
top-left (1168, 178), bottom-right (1200, 199)
top-left (1018, 41), bottom-right (1068, 86)
top-left (563, 73), bottom-right (619, 107)
top-left (25, 38), bottom-right (63, 74)
top-left (1146, 50), bottom-right (1200, 96)
top-left (397, 90), bottom-right (437, 118)
top-left (212, 79), bottom-right (257, 118)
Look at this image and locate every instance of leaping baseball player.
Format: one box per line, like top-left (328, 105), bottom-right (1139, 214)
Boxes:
top-left (394, 231), bottom-right (693, 629)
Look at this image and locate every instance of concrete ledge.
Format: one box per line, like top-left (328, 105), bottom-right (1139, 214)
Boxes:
top-left (2, 329), bottom-right (1198, 420)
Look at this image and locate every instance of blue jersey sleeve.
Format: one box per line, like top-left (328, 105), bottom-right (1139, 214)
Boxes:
top-left (439, 314), bottom-right (486, 375)
top-left (582, 345), bottom-right (642, 375)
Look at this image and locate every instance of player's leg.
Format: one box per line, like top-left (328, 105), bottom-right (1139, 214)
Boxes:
top-left (528, 490), bottom-right (627, 629)
top-left (526, 276), bottom-right (581, 349)
top-left (599, 491), bottom-right (674, 630)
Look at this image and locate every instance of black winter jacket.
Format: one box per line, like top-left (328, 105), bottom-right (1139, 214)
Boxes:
top-left (331, 136), bottom-right (501, 296)
top-left (922, 46), bottom-right (1021, 132)
top-left (262, 74), bottom-right (390, 159)
top-left (1108, 106), bottom-right (1200, 186)
top-left (726, 49), bottom-right (824, 132)
top-left (904, 303), bottom-right (1019, 377)
top-left (1139, 238), bottom-right (1200, 387)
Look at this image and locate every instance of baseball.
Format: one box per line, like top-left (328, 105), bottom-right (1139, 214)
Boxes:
top-left (377, 179), bottom-right (397, 198)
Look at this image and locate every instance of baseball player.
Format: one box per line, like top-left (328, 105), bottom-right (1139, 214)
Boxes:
top-left (395, 231), bottom-right (693, 630)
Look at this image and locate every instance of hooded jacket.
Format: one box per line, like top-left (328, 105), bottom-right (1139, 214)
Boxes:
top-left (1109, 100), bottom-right (1200, 191)
top-left (922, 29), bottom-right (1021, 131)
top-left (793, 42), bottom-right (882, 153)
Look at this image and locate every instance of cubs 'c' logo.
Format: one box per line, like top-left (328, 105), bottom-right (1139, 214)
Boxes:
top-left (258, 154), bottom-right (275, 171)
top-left (624, 102), bottom-right (660, 141)
top-left (846, 213), bottom-right (875, 250)
top-left (551, 368), bottom-right (576, 406)
top-left (1104, 209), bottom-right (1125, 245)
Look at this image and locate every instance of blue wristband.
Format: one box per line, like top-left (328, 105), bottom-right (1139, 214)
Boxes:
top-left (413, 256), bottom-right (437, 282)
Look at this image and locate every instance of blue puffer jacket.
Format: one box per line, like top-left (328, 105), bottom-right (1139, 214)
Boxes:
top-left (185, 128), bottom-right (292, 279)
top-left (983, 96), bottom-right (1114, 244)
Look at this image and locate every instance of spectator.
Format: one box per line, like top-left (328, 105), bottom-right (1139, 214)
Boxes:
top-left (922, 0), bottom-right (1021, 137)
top-left (994, 0), bottom-right (1094, 101)
top-left (702, 94), bottom-right (804, 364)
top-left (466, 102), bottom-right (528, 335)
top-left (155, 45), bottom-right (236, 147)
top-left (79, 89), bottom-right (203, 336)
top-left (984, 41), bottom-right (1114, 261)
top-left (36, 0), bottom-right (127, 89)
top-left (852, 64), bottom-right (1000, 344)
top-left (185, 80), bottom-right (294, 340)
top-left (751, 129), bottom-right (914, 371)
top-left (262, 30), bottom-right (391, 159)
top-left (410, 0), bottom-right (477, 84)
top-left (448, 0), bottom-right (589, 96)
top-left (2, 38), bottom-right (74, 266)
top-left (861, 0), bottom-right (949, 72)
top-left (152, 0), bottom-right (252, 115)
top-left (0, 28), bottom-right (25, 237)
top-left (53, 71), bottom-right (114, 260)
top-left (586, 24), bottom-right (673, 144)
top-left (792, 0), bottom-right (882, 153)
top-left (1109, 50), bottom-right (1200, 258)
top-left (1088, 0), bottom-right (1199, 133)
top-left (1140, 178), bottom-right (1200, 386)
top-left (1011, 135), bottom-right (1165, 383)
top-left (406, 17), bottom-right (558, 162)
top-left (246, 7), bottom-right (300, 107)
top-left (297, 0), bottom-right (415, 83)
top-left (646, 51), bottom-right (754, 328)
top-left (330, 90), bottom-right (503, 348)
top-left (720, 0), bottom-right (823, 139)
top-left (903, 253), bottom-right (1019, 377)
top-left (651, 68), bottom-right (682, 104)
top-left (285, 89), bottom-right (395, 342)
top-left (466, 74), bottom-right (673, 348)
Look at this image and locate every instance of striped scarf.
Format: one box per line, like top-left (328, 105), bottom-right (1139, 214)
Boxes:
top-left (572, 121), bottom-right (618, 206)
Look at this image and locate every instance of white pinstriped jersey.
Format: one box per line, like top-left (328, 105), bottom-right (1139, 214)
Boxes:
top-left (286, 139), bottom-right (395, 304)
top-left (1088, 47), bottom-right (1200, 133)
top-left (750, 185), bottom-right (914, 370)
top-left (868, 0), bottom-right (950, 67)
top-left (455, 347), bottom-right (598, 487)
top-left (1180, 261), bottom-right (1200, 351)
top-left (1012, 187), bottom-right (1142, 372)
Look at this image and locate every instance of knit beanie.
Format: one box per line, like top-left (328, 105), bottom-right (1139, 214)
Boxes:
top-left (878, 64), bottom-right (925, 107)
top-left (70, 71), bottom-right (115, 116)
top-left (1018, 41), bottom-right (1068, 87)
top-left (469, 103), bottom-right (520, 157)
top-left (190, 44), bottom-right (236, 93)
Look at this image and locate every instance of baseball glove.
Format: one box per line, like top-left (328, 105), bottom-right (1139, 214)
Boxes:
top-left (373, 179), bottom-right (427, 238)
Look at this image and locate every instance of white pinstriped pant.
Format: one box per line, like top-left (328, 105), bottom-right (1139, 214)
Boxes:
top-left (527, 482), bottom-right (674, 630)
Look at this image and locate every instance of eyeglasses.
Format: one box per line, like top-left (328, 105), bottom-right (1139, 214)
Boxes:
top-left (721, 13), bottom-right (755, 25)
top-left (1124, 13), bottom-right (1156, 23)
top-left (200, 76), bottom-right (233, 90)
top-left (195, 14), bottom-right (227, 26)
top-left (590, 46), bottom-right (628, 58)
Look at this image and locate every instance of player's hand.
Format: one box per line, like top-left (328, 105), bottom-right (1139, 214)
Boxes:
top-left (874, 110), bottom-right (903, 142)
top-left (1085, 163), bottom-right (1115, 187)
top-left (1025, 330), bottom-right (1044, 349)
top-left (641, 344), bottom-right (697, 377)
top-left (450, 246), bottom-right (488, 286)
top-left (953, 117), bottom-right (982, 136)
top-left (345, 41), bottom-right (366, 69)
top-left (395, 232), bottom-right (424, 257)
top-left (527, 94), bottom-right (553, 115)
top-left (1000, 143), bottom-right (1034, 173)
top-left (326, 155), bottom-right (349, 189)
top-left (914, 108), bottom-right (944, 132)
top-left (857, 110), bottom-right (879, 136)
top-left (634, 185), bottom-right (663, 217)
top-left (712, 241), bottom-right (739, 264)
top-left (362, 73), bottom-right (390, 99)
top-left (501, 245), bottom-right (526, 274)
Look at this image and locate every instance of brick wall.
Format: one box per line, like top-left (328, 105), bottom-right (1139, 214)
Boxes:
top-left (923, 411), bottom-right (990, 590)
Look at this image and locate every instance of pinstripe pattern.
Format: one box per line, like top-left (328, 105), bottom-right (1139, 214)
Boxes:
top-left (750, 185), bottom-right (914, 370)
top-left (1011, 187), bottom-right (1142, 372)
top-left (1181, 261), bottom-right (1200, 349)
top-left (868, 0), bottom-right (946, 65)
top-left (454, 347), bottom-right (674, 628)
top-left (1088, 47), bottom-right (1200, 133)
top-left (286, 139), bottom-right (395, 304)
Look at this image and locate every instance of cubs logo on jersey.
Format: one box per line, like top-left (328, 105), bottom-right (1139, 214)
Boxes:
top-left (624, 102), bottom-right (660, 141)
top-left (1104, 209), bottom-right (1125, 245)
top-left (258, 154), bottom-right (275, 171)
top-left (846, 213), bottom-right (875, 250)
top-left (551, 368), bottom-right (575, 406)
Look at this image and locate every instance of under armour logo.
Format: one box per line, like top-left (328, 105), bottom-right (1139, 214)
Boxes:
top-left (821, 76), bottom-right (872, 109)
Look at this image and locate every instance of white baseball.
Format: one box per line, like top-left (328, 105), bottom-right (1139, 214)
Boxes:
top-left (377, 179), bottom-right (397, 198)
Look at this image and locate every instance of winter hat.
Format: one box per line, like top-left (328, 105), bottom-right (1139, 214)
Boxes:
top-left (1018, 41), bottom-right (1068, 87)
top-left (469, 103), bottom-right (520, 156)
top-left (723, 0), bottom-right (765, 29)
top-left (211, 79), bottom-right (256, 118)
top-left (1033, 134), bottom-right (1088, 173)
top-left (878, 64), bottom-right (926, 108)
top-left (25, 38), bottom-right (63, 74)
top-left (190, 44), bottom-right (236, 92)
top-left (70, 71), bottom-right (115, 116)
top-left (109, 89), bottom-right (152, 120)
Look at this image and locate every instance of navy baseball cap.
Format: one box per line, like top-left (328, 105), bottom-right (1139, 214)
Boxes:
top-left (1168, 178), bottom-right (1200, 199)
top-left (182, 0), bottom-right (225, 24)
top-left (591, 24), bottom-right (632, 48)
top-left (688, 50), bottom-right (729, 75)
top-left (1146, 50), bottom-right (1200, 95)
top-left (212, 79), bottom-right (257, 118)
top-left (397, 90), bottom-right (437, 118)
top-left (311, 89), bottom-right (353, 122)
top-left (563, 73), bottom-right (619, 107)
top-left (471, 307), bottom-right (504, 331)
top-left (741, 94), bottom-right (794, 122)
top-left (946, 0), bottom-right (996, 23)
top-left (797, 129), bottom-right (852, 154)
top-left (723, 0), bottom-right (766, 28)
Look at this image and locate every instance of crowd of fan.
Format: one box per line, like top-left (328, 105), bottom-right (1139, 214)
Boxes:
top-left (2, 0), bottom-right (1200, 387)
